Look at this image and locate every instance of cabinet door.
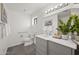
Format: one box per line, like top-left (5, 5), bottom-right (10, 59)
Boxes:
top-left (48, 41), bottom-right (72, 55)
top-left (36, 47), bottom-right (47, 55)
top-left (36, 37), bottom-right (47, 55)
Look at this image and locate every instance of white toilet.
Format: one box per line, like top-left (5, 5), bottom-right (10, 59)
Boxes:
top-left (20, 33), bottom-right (34, 46)
top-left (24, 37), bottom-right (33, 46)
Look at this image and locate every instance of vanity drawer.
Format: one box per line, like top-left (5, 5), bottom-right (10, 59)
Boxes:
top-left (48, 41), bottom-right (72, 55)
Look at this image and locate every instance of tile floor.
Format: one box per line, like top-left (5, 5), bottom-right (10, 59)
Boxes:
top-left (6, 43), bottom-right (36, 55)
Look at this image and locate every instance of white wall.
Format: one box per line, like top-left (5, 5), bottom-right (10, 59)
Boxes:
top-left (5, 7), bottom-right (31, 47)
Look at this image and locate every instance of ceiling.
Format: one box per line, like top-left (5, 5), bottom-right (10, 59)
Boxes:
top-left (4, 3), bottom-right (51, 15)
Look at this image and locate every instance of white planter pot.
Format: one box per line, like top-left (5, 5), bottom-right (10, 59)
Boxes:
top-left (71, 34), bottom-right (75, 40)
top-left (75, 36), bottom-right (79, 41)
top-left (62, 35), bottom-right (68, 40)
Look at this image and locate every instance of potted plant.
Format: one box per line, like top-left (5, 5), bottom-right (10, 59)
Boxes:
top-left (74, 15), bottom-right (79, 41)
top-left (70, 24), bottom-right (76, 40)
top-left (57, 17), bottom-right (72, 40)
top-left (70, 15), bottom-right (77, 40)
top-left (70, 14), bottom-right (79, 41)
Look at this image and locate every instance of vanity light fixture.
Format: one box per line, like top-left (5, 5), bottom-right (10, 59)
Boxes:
top-left (44, 3), bottom-right (69, 14)
top-left (50, 8), bottom-right (54, 10)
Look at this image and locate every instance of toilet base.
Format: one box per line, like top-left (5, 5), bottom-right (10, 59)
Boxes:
top-left (24, 41), bottom-right (33, 46)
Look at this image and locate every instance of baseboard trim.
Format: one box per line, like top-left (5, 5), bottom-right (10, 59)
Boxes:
top-left (8, 42), bottom-right (23, 48)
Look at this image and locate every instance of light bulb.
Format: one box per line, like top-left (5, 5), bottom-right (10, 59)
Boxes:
top-left (50, 8), bottom-right (54, 10)
top-left (45, 10), bottom-right (48, 14)
top-left (54, 5), bottom-right (58, 8)
top-left (59, 3), bottom-right (63, 6)
top-left (48, 9), bottom-right (51, 12)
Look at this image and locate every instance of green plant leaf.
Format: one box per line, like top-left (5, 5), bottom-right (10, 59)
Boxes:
top-left (57, 14), bottom-right (79, 35)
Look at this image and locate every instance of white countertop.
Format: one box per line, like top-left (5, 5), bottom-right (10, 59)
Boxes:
top-left (36, 34), bottom-right (77, 49)
top-left (73, 40), bottom-right (79, 45)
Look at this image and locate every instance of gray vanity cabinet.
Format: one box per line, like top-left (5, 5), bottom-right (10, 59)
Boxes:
top-left (48, 41), bottom-right (74, 55)
top-left (36, 36), bottom-right (75, 55)
top-left (36, 37), bottom-right (47, 55)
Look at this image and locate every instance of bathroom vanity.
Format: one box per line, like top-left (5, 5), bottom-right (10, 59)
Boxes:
top-left (35, 34), bottom-right (77, 55)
